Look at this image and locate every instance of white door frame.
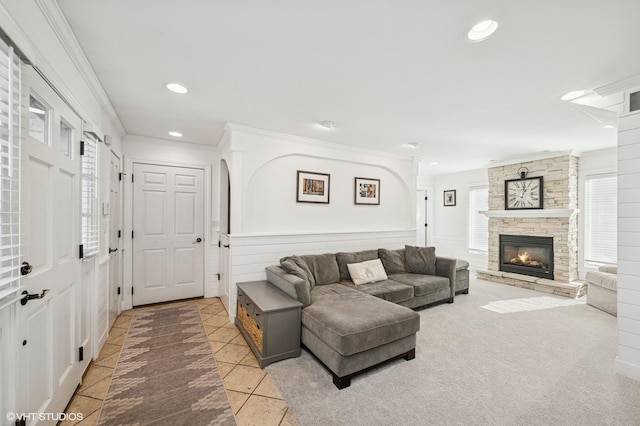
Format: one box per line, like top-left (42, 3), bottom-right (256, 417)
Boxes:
top-left (122, 156), bottom-right (213, 310)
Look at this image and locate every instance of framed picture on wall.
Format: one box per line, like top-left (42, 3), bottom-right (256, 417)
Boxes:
top-left (443, 189), bottom-right (456, 206)
top-left (297, 170), bottom-right (330, 203)
top-left (354, 177), bottom-right (380, 205)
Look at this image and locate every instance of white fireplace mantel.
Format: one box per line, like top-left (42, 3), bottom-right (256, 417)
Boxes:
top-left (480, 209), bottom-right (579, 218)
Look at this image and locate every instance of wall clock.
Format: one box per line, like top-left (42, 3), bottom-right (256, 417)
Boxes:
top-left (505, 176), bottom-right (543, 210)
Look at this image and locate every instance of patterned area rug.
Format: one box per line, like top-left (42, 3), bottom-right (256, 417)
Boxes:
top-left (97, 305), bottom-right (235, 425)
top-left (481, 296), bottom-right (585, 314)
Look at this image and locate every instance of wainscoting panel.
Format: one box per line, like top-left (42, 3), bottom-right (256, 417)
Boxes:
top-left (224, 230), bottom-right (416, 320)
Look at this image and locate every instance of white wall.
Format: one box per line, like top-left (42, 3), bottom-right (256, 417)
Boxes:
top-left (122, 135), bottom-right (221, 305)
top-left (427, 168), bottom-right (488, 271)
top-left (616, 112), bottom-right (640, 381)
top-left (577, 147), bottom-right (617, 278)
top-left (226, 125), bottom-right (416, 234)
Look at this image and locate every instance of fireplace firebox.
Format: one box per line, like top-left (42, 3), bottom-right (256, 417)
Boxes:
top-left (499, 234), bottom-right (554, 280)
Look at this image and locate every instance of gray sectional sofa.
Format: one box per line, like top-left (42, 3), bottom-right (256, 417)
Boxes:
top-left (266, 245), bottom-right (468, 388)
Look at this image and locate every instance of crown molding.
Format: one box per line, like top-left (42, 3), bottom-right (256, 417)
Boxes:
top-left (594, 74), bottom-right (640, 97)
top-left (34, 0), bottom-right (126, 137)
top-left (484, 150), bottom-right (581, 169)
top-left (224, 122), bottom-right (415, 162)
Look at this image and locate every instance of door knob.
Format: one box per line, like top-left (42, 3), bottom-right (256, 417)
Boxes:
top-left (20, 289), bottom-right (49, 305)
top-left (21, 262), bottom-right (33, 276)
top-left (193, 237), bottom-right (203, 244)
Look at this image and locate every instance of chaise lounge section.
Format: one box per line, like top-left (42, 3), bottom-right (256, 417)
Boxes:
top-left (266, 245), bottom-right (467, 388)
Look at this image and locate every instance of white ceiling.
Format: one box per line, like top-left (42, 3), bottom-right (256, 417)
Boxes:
top-left (57, 0), bottom-right (640, 175)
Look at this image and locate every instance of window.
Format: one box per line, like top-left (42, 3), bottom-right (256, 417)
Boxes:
top-left (29, 94), bottom-right (49, 145)
top-left (469, 186), bottom-right (489, 252)
top-left (584, 174), bottom-right (617, 264)
top-left (81, 134), bottom-right (99, 258)
top-left (0, 40), bottom-right (21, 304)
top-left (60, 119), bottom-right (73, 158)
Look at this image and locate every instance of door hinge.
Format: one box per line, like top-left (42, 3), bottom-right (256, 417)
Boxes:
top-left (78, 346), bottom-right (84, 362)
top-left (131, 174), bottom-right (134, 183)
top-left (79, 244), bottom-right (84, 259)
top-left (119, 172), bottom-right (123, 181)
top-left (118, 230), bottom-right (122, 238)
top-left (425, 224), bottom-right (428, 227)
top-left (216, 273), bottom-right (221, 280)
top-left (425, 196), bottom-right (428, 200)
top-left (80, 140), bottom-right (85, 156)
top-left (218, 240), bottom-right (221, 248)
top-left (132, 287), bottom-right (134, 295)
top-left (131, 231), bottom-right (134, 239)
top-left (117, 286), bottom-right (121, 295)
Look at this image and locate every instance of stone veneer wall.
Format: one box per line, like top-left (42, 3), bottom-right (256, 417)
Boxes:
top-left (487, 155), bottom-right (579, 283)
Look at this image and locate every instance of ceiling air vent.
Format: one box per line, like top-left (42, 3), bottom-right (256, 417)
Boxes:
top-left (630, 90), bottom-right (640, 113)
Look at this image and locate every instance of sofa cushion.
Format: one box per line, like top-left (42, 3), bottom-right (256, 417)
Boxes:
top-left (303, 284), bottom-right (420, 356)
top-left (388, 273), bottom-right (450, 297)
top-left (301, 253), bottom-right (340, 285)
top-left (404, 245), bottom-right (436, 275)
top-left (280, 255), bottom-right (316, 288)
top-left (340, 279), bottom-right (414, 303)
top-left (586, 270), bottom-right (617, 291)
top-left (378, 248), bottom-right (407, 274)
top-left (347, 259), bottom-right (388, 285)
top-left (336, 250), bottom-right (379, 281)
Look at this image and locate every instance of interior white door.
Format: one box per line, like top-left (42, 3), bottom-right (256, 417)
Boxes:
top-left (132, 163), bottom-right (204, 305)
top-left (108, 151), bottom-right (122, 326)
top-left (18, 67), bottom-right (82, 423)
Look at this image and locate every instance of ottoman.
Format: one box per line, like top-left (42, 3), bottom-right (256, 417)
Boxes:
top-left (302, 284), bottom-right (420, 389)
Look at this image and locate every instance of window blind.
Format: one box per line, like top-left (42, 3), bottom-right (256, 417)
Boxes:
top-left (0, 39), bottom-right (21, 302)
top-left (469, 186), bottom-right (489, 252)
top-left (81, 133), bottom-right (99, 258)
top-left (584, 174), bottom-right (617, 264)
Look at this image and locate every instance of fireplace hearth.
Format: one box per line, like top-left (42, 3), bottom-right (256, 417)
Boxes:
top-left (499, 234), bottom-right (554, 280)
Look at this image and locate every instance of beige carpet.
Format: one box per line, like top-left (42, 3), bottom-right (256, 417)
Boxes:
top-left (98, 305), bottom-right (235, 425)
top-left (267, 278), bottom-right (640, 425)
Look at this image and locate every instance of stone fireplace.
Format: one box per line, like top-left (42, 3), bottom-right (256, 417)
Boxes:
top-left (477, 154), bottom-right (586, 298)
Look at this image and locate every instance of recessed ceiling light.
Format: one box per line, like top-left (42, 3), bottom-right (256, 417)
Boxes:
top-left (168, 131), bottom-right (183, 137)
top-left (320, 121), bottom-right (336, 130)
top-left (166, 83), bottom-right (188, 94)
top-left (560, 90), bottom-right (587, 101)
top-left (430, 162), bottom-right (439, 166)
top-left (403, 142), bottom-right (419, 149)
top-left (467, 19), bottom-right (499, 42)
top-left (603, 124), bottom-right (616, 129)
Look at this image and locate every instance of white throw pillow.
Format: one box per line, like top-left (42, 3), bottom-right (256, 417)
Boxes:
top-left (347, 259), bottom-right (388, 285)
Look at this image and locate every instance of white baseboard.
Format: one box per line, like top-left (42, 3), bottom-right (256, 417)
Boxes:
top-left (615, 357), bottom-right (640, 382)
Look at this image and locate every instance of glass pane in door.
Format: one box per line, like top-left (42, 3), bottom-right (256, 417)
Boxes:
top-left (60, 120), bottom-right (73, 158)
top-left (29, 95), bottom-right (49, 145)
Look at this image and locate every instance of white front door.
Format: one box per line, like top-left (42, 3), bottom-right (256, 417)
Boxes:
top-left (18, 67), bottom-right (82, 423)
top-left (132, 163), bottom-right (204, 305)
top-left (108, 151), bottom-right (122, 326)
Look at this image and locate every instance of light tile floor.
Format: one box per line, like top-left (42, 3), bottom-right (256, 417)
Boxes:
top-left (62, 297), bottom-right (299, 426)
